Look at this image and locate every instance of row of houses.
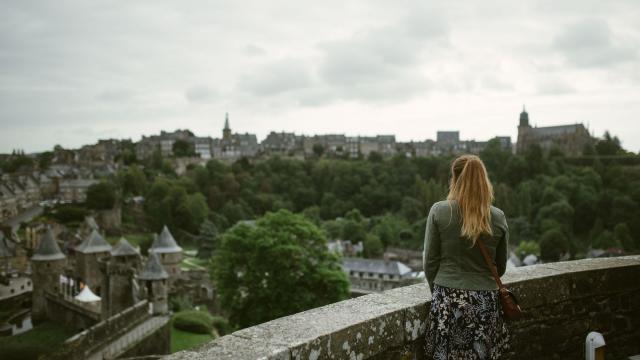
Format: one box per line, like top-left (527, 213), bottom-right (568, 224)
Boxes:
top-left (129, 114), bottom-right (513, 163)
top-left (0, 167), bottom-right (100, 223)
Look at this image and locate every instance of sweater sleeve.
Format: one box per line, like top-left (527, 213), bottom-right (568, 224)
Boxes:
top-left (423, 203), bottom-right (441, 294)
top-left (495, 213), bottom-right (509, 277)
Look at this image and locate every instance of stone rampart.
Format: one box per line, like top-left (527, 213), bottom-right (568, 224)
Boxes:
top-left (167, 255), bottom-right (640, 360)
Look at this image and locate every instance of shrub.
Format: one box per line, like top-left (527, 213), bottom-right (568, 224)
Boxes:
top-left (211, 315), bottom-right (231, 336)
top-left (173, 310), bottom-right (214, 334)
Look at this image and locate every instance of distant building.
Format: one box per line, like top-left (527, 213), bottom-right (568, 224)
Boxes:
top-left (58, 178), bottom-right (98, 203)
top-left (213, 113), bottom-right (259, 161)
top-left (327, 240), bottom-right (363, 257)
top-left (342, 257), bottom-right (418, 295)
top-left (261, 131), bottom-right (303, 156)
top-left (437, 131), bottom-right (460, 144)
top-left (516, 107), bottom-right (593, 156)
top-left (193, 137), bottom-right (213, 159)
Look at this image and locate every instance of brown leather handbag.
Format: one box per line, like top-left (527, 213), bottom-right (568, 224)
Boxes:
top-left (476, 236), bottom-right (523, 321)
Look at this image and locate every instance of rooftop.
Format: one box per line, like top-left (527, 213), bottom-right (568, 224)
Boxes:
top-left (139, 252), bottom-right (169, 281)
top-left (150, 226), bottom-right (182, 254)
top-left (32, 228), bottom-right (66, 261)
top-left (75, 229), bottom-right (112, 254)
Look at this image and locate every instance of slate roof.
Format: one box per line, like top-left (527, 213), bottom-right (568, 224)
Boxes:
top-left (111, 238), bottom-right (139, 257)
top-left (32, 228), bottom-right (66, 261)
top-left (139, 252), bottom-right (169, 281)
top-left (530, 124), bottom-right (584, 137)
top-left (342, 257), bottom-right (412, 277)
top-left (75, 229), bottom-right (112, 254)
top-left (150, 226), bottom-right (182, 254)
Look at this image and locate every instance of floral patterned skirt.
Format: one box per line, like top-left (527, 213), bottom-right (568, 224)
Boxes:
top-left (424, 284), bottom-right (511, 360)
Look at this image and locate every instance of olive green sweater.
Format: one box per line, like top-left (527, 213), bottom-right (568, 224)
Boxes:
top-left (422, 200), bottom-right (509, 293)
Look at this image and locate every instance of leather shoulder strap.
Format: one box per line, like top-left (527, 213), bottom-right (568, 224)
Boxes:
top-left (476, 235), bottom-right (504, 289)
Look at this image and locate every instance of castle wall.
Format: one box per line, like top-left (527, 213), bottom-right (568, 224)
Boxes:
top-left (75, 251), bottom-right (109, 294)
top-left (157, 252), bottom-right (182, 285)
top-left (44, 291), bottom-right (100, 331)
top-left (101, 259), bottom-right (138, 318)
top-left (167, 255), bottom-right (640, 360)
top-left (31, 258), bottom-right (66, 320)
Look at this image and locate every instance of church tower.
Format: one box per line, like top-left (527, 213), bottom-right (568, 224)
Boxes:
top-left (31, 228), bottom-right (67, 320)
top-left (517, 105), bottom-right (531, 154)
top-left (222, 113), bottom-right (232, 141)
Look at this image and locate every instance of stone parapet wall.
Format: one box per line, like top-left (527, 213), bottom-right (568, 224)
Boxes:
top-left (168, 255), bottom-right (640, 360)
top-left (47, 300), bottom-right (151, 360)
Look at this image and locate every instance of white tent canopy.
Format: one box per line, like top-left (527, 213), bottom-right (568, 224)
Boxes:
top-left (75, 285), bottom-right (101, 302)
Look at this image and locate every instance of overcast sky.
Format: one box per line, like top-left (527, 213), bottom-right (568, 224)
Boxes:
top-left (1, 0), bottom-right (639, 153)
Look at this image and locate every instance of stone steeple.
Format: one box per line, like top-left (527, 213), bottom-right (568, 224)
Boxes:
top-left (223, 113), bottom-right (232, 141)
top-left (519, 105), bottom-right (530, 128)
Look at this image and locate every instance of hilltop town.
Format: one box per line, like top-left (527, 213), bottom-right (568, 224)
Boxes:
top-left (1, 108), bottom-right (636, 359)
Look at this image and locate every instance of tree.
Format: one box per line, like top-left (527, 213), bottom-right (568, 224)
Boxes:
top-left (595, 131), bottom-right (623, 156)
top-left (119, 165), bottom-right (147, 196)
top-left (312, 144), bottom-right (324, 158)
top-left (539, 228), bottom-right (570, 262)
top-left (614, 223), bottom-right (636, 252)
top-left (173, 139), bottom-right (196, 157)
top-left (37, 151), bottom-right (54, 170)
top-left (212, 210), bottom-right (349, 329)
top-left (86, 182), bottom-right (117, 210)
top-left (196, 220), bottom-right (218, 259)
top-left (363, 234), bottom-right (384, 258)
top-left (515, 240), bottom-right (540, 257)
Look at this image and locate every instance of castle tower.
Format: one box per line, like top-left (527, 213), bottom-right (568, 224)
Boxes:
top-left (74, 229), bottom-right (112, 295)
top-left (100, 238), bottom-right (141, 318)
top-left (517, 105), bottom-right (531, 154)
top-left (222, 113), bottom-right (232, 141)
top-left (139, 252), bottom-right (169, 315)
top-left (31, 228), bottom-right (67, 320)
top-left (150, 226), bottom-right (183, 287)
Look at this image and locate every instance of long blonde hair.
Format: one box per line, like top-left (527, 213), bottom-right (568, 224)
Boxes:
top-left (447, 154), bottom-right (494, 246)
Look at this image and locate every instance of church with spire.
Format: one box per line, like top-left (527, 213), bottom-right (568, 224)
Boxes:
top-left (516, 106), bottom-right (594, 156)
top-left (212, 112), bottom-right (259, 161)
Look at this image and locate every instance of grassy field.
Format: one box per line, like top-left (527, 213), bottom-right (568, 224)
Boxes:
top-left (0, 321), bottom-right (76, 360)
top-left (170, 325), bottom-right (215, 353)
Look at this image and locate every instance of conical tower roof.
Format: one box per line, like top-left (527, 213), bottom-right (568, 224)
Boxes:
top-left (75, 229), bottom-right (112, 254)
top-left (139, 252), bottom-right (169, 281)
top-left (32, 228), bottom-right (66, 261)
top-left (111, 237), bottom-right (139, 257)
top-left (150, 226), bottom-right (182, 254)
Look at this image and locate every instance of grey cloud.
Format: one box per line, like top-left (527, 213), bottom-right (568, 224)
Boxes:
top-left (185, 85), bottom-right (217, 104)
top-left (244, 44), bottom-right (266, 57)
top-left (237, 59), bottom-right (312, 96)
top-left (552, 19), bottom-right (637, 67)
top-left (536, 79), bottom-right (574, 95)
top-left (96, 89), bottom-right (135, 103)
top-left (315, 10), bottom-right (448, 103)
